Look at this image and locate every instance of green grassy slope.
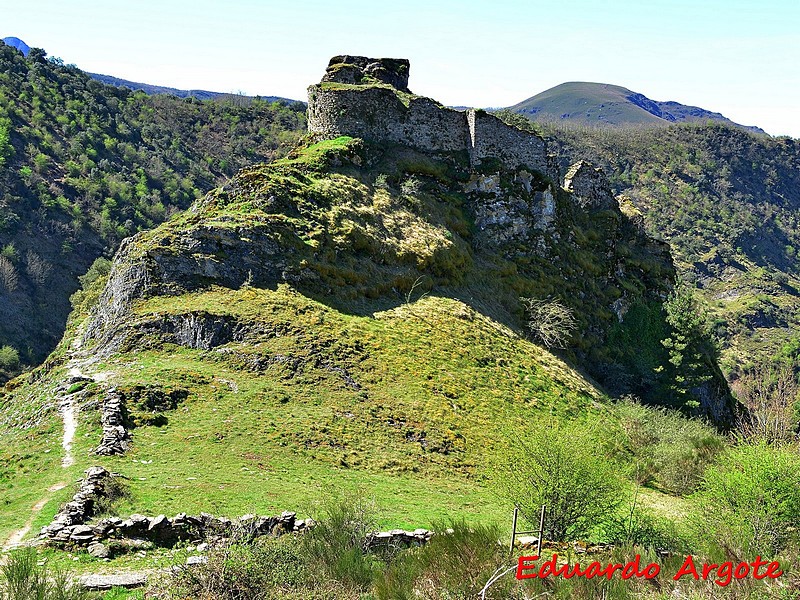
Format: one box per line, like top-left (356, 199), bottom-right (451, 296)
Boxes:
top-left (510, 82), bottom-right (762, 132)
top-left (1, 133), bottom-right (714, 543)
top-left (511, 82), bottom-right (665, 127)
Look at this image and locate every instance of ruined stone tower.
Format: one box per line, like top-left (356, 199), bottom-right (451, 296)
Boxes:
top-left (307, 56), bottom-right (554, 178)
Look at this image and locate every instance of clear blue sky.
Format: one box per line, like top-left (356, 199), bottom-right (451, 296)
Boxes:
top-left (3, 0), bottom-right (798, 137)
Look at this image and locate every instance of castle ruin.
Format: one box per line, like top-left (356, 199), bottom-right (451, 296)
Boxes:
top-left (307, 56), bottom-right (555, 178)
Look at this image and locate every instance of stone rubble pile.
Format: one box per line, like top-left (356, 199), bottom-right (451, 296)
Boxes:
top-left (366, 528), bottom-right (434, 549)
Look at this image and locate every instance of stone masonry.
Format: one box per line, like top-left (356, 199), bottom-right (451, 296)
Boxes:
top-left (307, 56), bottom-right (556, 178)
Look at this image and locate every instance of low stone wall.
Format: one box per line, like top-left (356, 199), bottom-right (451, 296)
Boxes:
top-left (41, 466), bottom-right (433, 557)
top-left (41, 466), bottom-right (114, 543)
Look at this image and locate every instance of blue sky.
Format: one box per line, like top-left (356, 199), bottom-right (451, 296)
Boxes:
top-left (3, 0), bottom-right (799, 136)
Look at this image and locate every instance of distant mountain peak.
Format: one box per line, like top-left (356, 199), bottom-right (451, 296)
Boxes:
top-left (510, 81), bottom-right (765, 134)
top-left (2, 36), bottom-right (30, 56)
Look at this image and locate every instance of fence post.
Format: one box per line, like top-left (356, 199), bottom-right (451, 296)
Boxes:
top-left (509, 505), bottom-right (519, 555)
top-left (536, 504), bottom-right (546, 557)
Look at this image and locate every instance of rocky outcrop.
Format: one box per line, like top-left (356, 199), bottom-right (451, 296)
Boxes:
top-left (83, 222), bottom-right (297, 352)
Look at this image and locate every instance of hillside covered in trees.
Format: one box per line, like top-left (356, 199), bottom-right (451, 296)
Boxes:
top-left (0, 40), bottom-right (306, 378)
top-left (497, 111), bottom-right (800, 383)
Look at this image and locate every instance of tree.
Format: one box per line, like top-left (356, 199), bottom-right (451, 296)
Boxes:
top-left (0, 345), bottom-right (19, 371)
top-left (521, 297), bottom-right (577, 349)
top-left (733, 363), bottom-right (799, 444)
top-left (660, 285), bottom-right (715, 406)
top-left (494, 420), bottom-right (623, 541)
top-left (0, 256), bottom-right (18, 292)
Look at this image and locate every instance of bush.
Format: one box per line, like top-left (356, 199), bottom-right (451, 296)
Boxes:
top-left (494, 419), bottom-right (624, 541)
top-left (162, 535), bottom-right (309, 600)
top-left (604, 503), bottom-right (686, 551)
top-left (300, 496), bottom-right (381, 590)
top-left (0, 548), bottom-right (90, 600)
top-left (610, 398), bottom-right (724, 495)
top-left (693, 441), bottom-right (800, 556)
top-left (0, 345), bottom-right (19, 371)
top-left (375, 520), bottom-right (516, 600)
top-left (521, 297), bottom-right (577, 349)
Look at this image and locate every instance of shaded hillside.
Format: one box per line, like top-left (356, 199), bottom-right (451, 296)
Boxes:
top-left (510, 82), bottom-right (764, 133)
top-left (0, 40), bottom-right (306, 377)
top-left (1, 37), bottom-right (29, 56)
top-left (531, 119), bottom-right (800, 377)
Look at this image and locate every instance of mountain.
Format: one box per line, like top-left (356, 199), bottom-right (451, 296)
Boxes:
top-left (1, 37), bottom-right (29, 56)
top-left (0, 56), bottom-right (735, 549)
top-left (510, 82), bottom-right (765, 133)
top-left (88, 72), bottom-right (300, 104)
top-left (0, 40), bottom-right (306, 379)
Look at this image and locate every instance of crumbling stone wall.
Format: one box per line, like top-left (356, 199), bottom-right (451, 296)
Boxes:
top-left (307, 86), bottom-right (469, 154)
top-left (306, 56), bottom-right (556, 179)
top-left (467, 109), bottom-right (553, 175)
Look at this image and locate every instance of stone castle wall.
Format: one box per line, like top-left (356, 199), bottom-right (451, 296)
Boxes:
top-left (467, 109), bottom-right (550, 174)
top-left (307, 85), bottom-right (468, 154)
top-left (307, 83), bottom-right (555, 179)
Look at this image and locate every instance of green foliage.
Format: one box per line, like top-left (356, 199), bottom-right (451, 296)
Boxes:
top-left (538, 119), bottom-right (800, 380)
top-left (300, 496), bottom-right (381, 590)
top-left (494, 419), bottom-right (624, 540)
top-left (0, 345), bottom-right (20, 371)
top-left (661, 285), bottom-right (717, 407)
top-left (70, 257), bottom-right (113, 314)
top-left (0, 42), bottom-right (306, 367)
top-left (0, 121), bottom-right (11, 167)
top-left (609, 398), bottom-right (724, 494)
top-left (604, 501), bottom-right (686, 550)
top-left (0, 548), bottom-right (91, 600)
top-left (693, 441), bottom-right (800, 556)
top-left (164, 536), bottom-right (309, 599)
top-left (375, 520), bottom-right (514, 600)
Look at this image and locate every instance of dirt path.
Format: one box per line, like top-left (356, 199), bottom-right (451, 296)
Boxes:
top-left (2, 327), bottom-right (112, 552)
top-left (2, 483), bottom-right (67, 552)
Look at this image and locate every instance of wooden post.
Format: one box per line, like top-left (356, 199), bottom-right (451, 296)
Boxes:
top-left (509, 506), bottom-right (519, 555)
top-left (536, 505), bottom-right (546, 557)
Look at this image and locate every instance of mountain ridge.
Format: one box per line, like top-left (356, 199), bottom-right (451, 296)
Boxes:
top-left (510, 81), bottom-right (765, 134)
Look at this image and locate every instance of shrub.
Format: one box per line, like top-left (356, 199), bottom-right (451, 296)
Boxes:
top-left (693, 441), bottom-right (800, 556)
top-left (162, 535), bottom-right (308, 600)
top-left (521, 296), bottom-right (577, 349)
top-left (605, 503), bottom-right (686, 551)
top-left (300, 496), bottom-right (381, 590)
top-left (494, 419), bottom-right (624, 541)
top-left (733, 363), bottom-right (800, 444)
top-left (0, 548), bottom-right (91, 600)
top-left (610, 398), bottom-right (724, 495)
top-left (375, 520), bottom-right (516, 600)
top-left (0, 345), bottom-right (19, 371)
